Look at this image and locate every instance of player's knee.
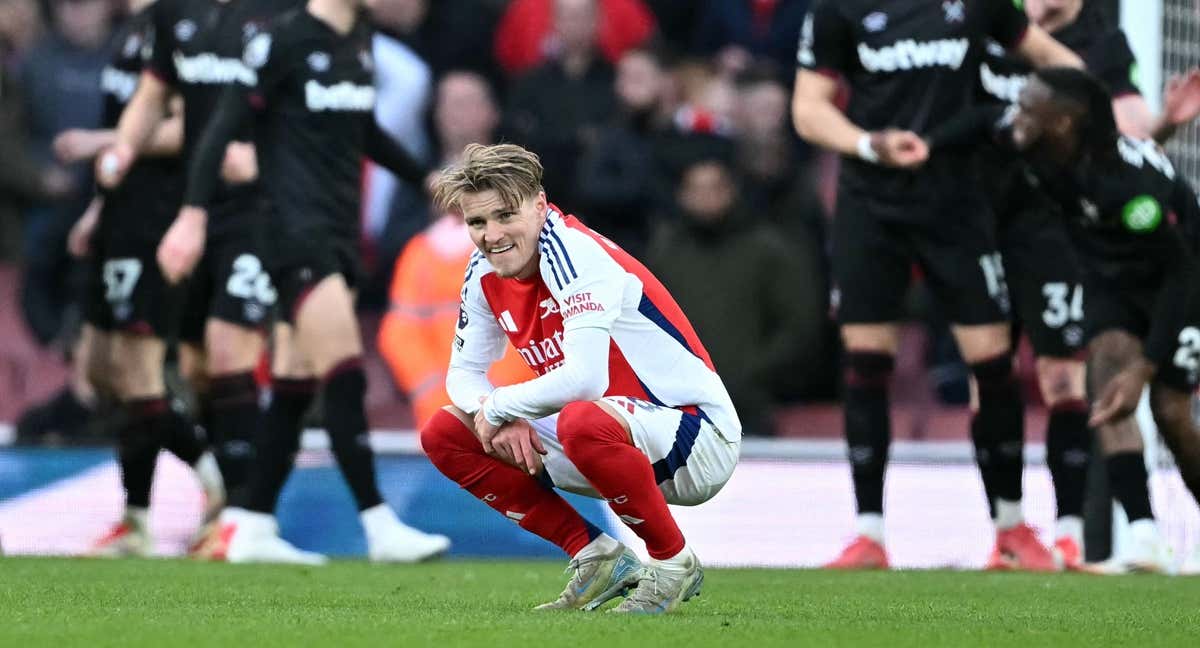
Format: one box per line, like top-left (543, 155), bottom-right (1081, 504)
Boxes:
top-left (1037, 358), bottom-right (1084, 406)
top-left (419, 407), bottom-right (478, 468)
top-left (557, 401), bottom-right (624, 458)
top-left (204, 322), bottom-right (262, 374)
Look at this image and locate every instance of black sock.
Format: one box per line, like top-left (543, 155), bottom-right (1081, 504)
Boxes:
top-left (970, 355), bottom-right (1025, 516)
top-left (1046, 400), bottom-right (1091, 519)
top-left (206, 372), bottom-right (260, 508)
top-left (246, 378), bottom-right (316, 514)
top-left (844, 352), bottom-right (893, 516)
top-left (159, 400), bottom-right (207, 466)
top-left (117, 399), bottom-right (166, 509)
top-left (1107, 451), bottom-right (1154, 522)
top-left (323, 359), bottom-right (383, 511)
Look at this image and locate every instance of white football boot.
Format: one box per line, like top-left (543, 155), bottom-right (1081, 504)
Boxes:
top-left (361, 504), bottom-right (450, 563)
top-left (1121, 519), bottom-right (1173, 574)
top-left (535, 535), bottom-right (642, 611)
top-left (610, 545), bottom-right (704, 614)
top-left (89, 508), bottom-right (153, 558)
top-left (222, 508), bottom-right (327, 566)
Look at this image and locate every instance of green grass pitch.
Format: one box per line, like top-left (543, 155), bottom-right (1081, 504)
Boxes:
top-left (1, 557), bottom-right (1197, 647)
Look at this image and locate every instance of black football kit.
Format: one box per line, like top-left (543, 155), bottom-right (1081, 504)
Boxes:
top-left (146, 0), bottom-right (302, 339)
top-left (86, 8), bottom-right (182, 337)
top-left (182, 7), bottom-right (429, 322)
top-left (797, 0), bottom-right (1030, 325)
top-left (974, 8), bottom-right (1142, 358)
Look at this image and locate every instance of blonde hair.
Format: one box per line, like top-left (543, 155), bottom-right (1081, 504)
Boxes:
top-left (433, 143), bottom-right (544, 213)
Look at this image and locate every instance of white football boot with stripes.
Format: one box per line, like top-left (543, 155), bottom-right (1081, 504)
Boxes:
top-left (536, 535), bottom-right (642, 611)
top-left (610, 545), bottom-right (704, 614)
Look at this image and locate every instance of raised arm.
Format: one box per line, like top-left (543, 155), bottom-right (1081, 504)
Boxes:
top-left (1013, 25), bottom-right (1083, 69)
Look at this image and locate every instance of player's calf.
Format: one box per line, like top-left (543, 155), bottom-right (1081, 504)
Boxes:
top-left (558, 401), bottom-right (687, 560)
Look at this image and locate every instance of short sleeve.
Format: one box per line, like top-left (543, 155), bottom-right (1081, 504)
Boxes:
top-left (983, 0), bottom-right (1030, 49)
top-left (541, 230), bottom-right (624, 334)
top-left (796, 2), bottom-right (853, 76)
top-left (449, 254), bottom-right (507, 371)
top-left (145, 0), bottom-right (178, 86)
top-left (1086, 30), bottom-right (1141, 97)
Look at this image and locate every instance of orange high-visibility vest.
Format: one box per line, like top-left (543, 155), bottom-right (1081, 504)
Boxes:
top-left (377, 215), bottom-right (533, 428)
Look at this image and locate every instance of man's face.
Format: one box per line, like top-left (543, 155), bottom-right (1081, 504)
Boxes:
top-left (678, 162), bottom-right (735, 224)
top-left (1025, 0), bottom-right (1083, 33)
top-left (460, 190), bottom-right (547, 279)
top-left (435, 73), bottom-right (498, 147)
top-left (554, 0), bottom-right (597, 53)
top-left (736, 81), bottom-right (788, 139)
top-left (615, 51), bottom-right (665, 112)
top-left (54, 0), bottom-right (110, 49)
top-left (1012, 77), bottom-right (1069, 151)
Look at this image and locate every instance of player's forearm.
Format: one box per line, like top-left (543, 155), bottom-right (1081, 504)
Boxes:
top-left (1152, 116), bottom-right (1179, 145)
top-left (1017, 26), bottom-right (1084, 69)
top-left (182, 89), bottom-right (245, 208)
top-left (791, 95), bottom-right (865, 158)
top-left (446, 365), bottom-right (495, 415)
top-left (1113, 95), bottom-right (1156, 140)
top-left (114, 73), bottom-right (170, 156)
top-left (483, 327), bottom-right (610, 426)
top-left (365, 121), bottom-right (431, 187)
top-left (924, 105), bottom-right (1009, 151)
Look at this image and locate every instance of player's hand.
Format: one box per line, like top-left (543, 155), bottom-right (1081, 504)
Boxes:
top-left (67, 199), bottom-right (102, 258)
top-left (53, 129), bottom-right (110, 164)
top-left (1162, 68), bottom-right (1200, 128)
top-left (1089, 359), bottom-right (1155, 427)
top-left (157, 206), bottom-right (207, 284)
top-left (490, 419), bottom-right (547, 476)
top-left (873, 129), bottom-right (929, 169)
top-left (473, 401), bottom-right (501, 454)
top-left (95, 142), bottom-right (135, 189)
top-left (221, 142), bottom-right (258, 184)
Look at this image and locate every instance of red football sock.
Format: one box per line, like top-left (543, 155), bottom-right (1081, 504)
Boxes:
top-left (420, 409), bottom-right (598, 556)
top-left (558, 401), bottom-right (685, 560)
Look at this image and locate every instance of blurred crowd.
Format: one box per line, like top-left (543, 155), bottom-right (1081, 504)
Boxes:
top-left (2, 0), bottom-right (907, 438)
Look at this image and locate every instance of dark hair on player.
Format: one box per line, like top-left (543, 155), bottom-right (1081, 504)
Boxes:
top-left (1032, 66), bottom-right (1119, 159)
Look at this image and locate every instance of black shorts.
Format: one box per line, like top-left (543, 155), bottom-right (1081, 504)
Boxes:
top-left (83, 207), bottom-right (177, 338)
top-left (178, 210), bottom-right (276, 345)
top-left (999, 206), bottom-right (1087, 358)
top-left (267, 231), bottom-right (361, 325)
top-left (831, 191), bottom-right (1010, 325)
top-left (1086, 280), bottom-right (1200, 391)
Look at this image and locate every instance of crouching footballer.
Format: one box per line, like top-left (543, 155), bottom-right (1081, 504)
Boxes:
top-left (420, 143), bottom-right (742, 613)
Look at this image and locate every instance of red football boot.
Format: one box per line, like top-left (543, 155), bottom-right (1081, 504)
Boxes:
top-left (824, 535), bottom-right (890, 570)
top-left (996, 524), bottom-right (1057, 572)
top-left (1052, 536), bottom-right (1083, 571)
